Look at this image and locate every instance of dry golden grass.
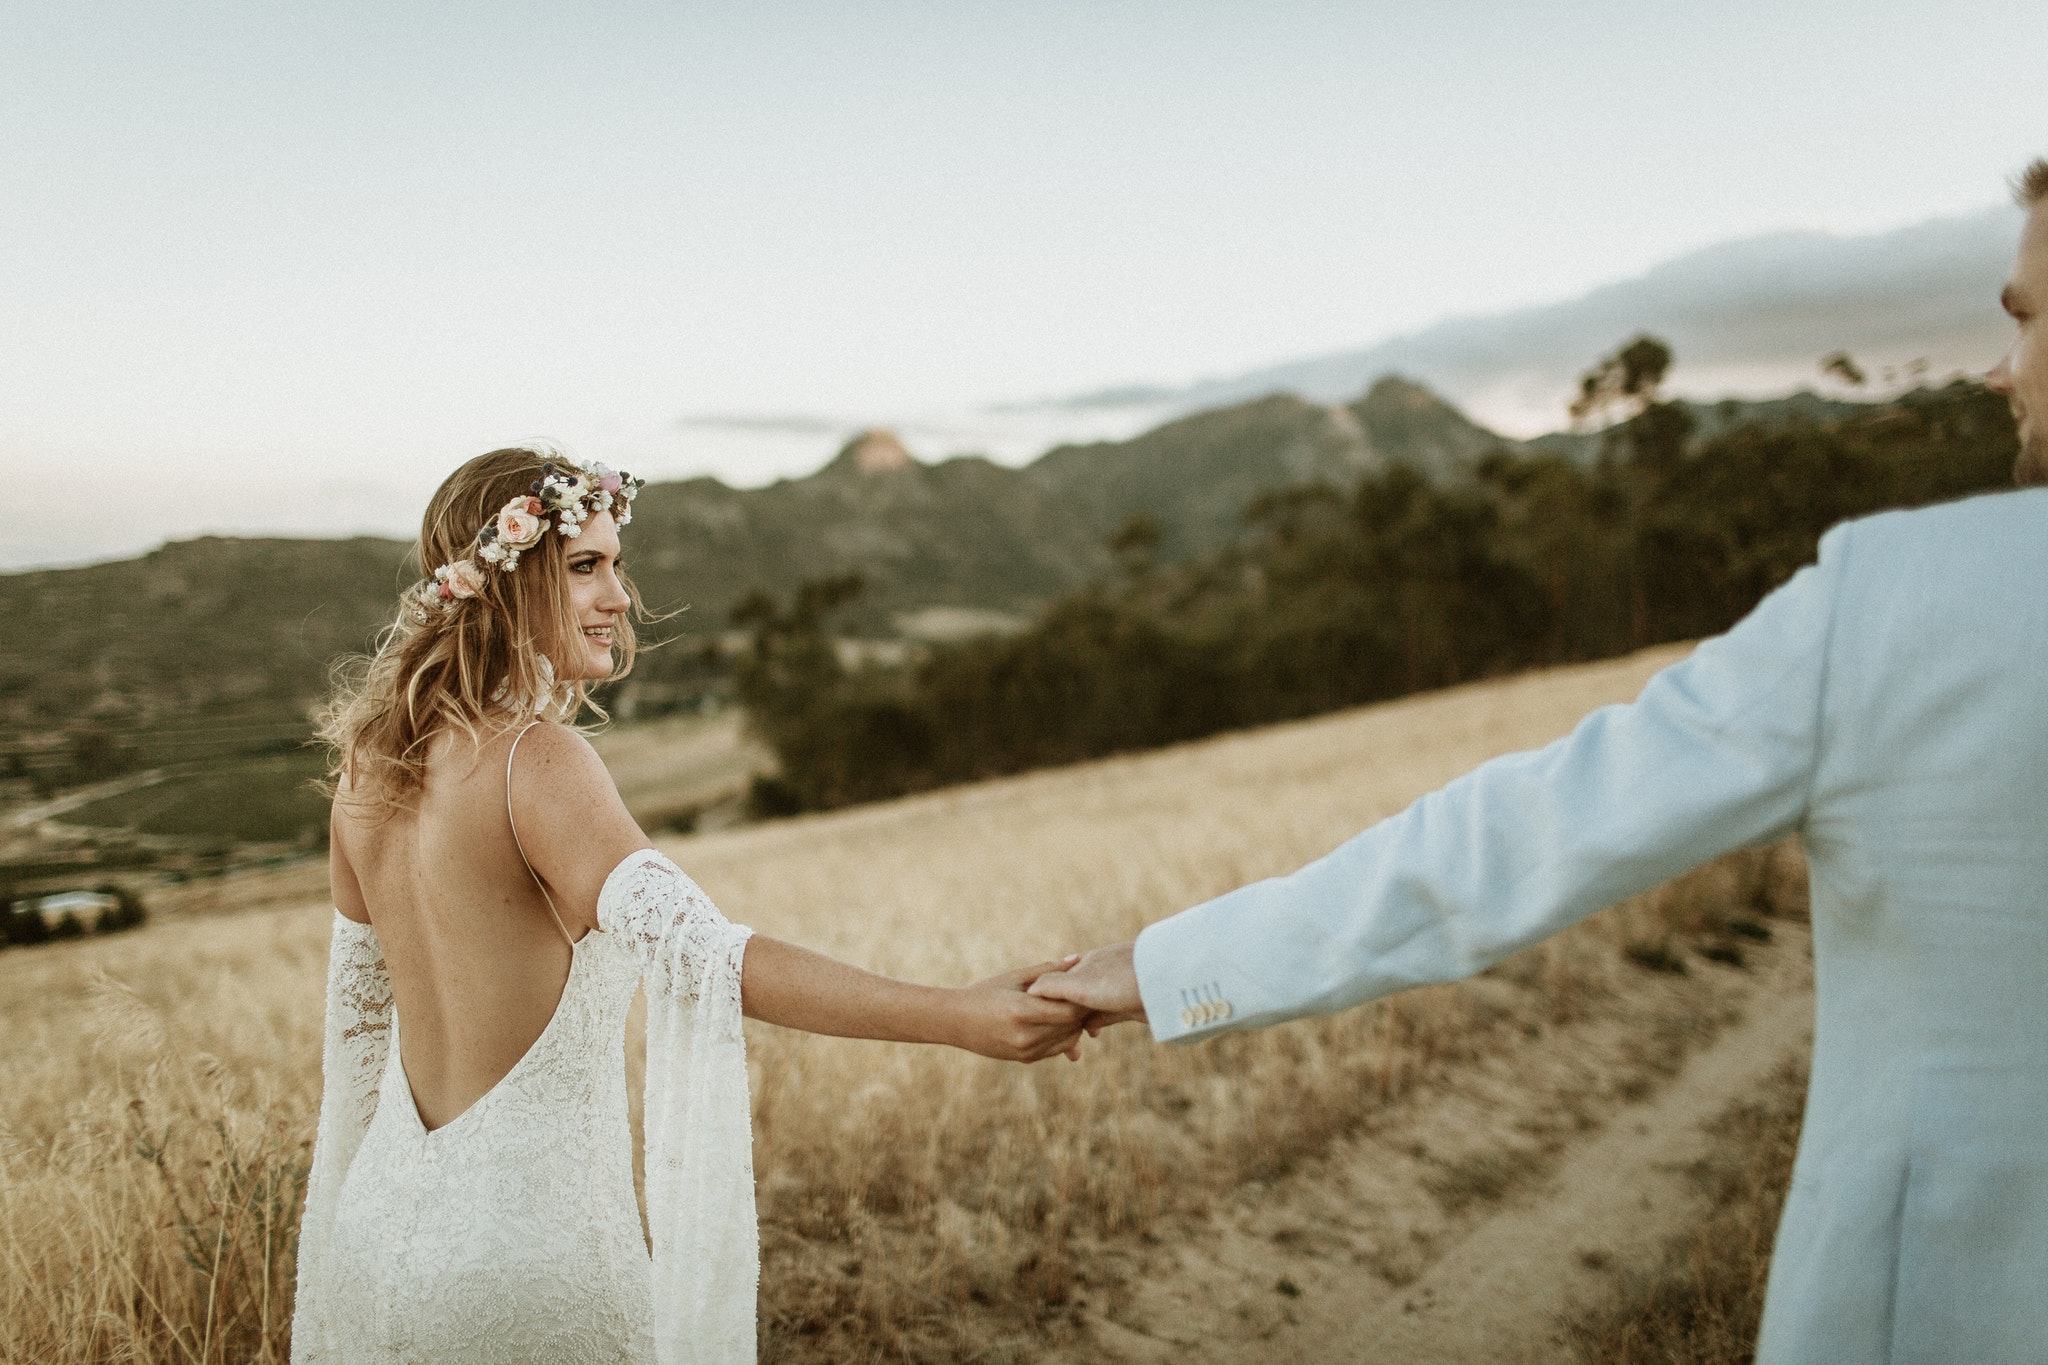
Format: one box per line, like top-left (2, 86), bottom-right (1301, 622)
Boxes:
top-left (0, 912), bottom-right (325, 1363)
top-left (1, 643), bottom-right (1804, 1363)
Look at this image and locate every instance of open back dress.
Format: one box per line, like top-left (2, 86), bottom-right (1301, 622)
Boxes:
top-left (290, 728), bottom-right (758, 1364)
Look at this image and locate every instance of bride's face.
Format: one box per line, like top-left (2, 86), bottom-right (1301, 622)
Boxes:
top-left (558, 510), bottom-right (632, 681)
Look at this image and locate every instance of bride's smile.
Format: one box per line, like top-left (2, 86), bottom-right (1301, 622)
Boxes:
top-left (560, 514), bottom-right (631, 681)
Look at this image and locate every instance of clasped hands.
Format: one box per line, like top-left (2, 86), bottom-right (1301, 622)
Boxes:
top-left (954, 943), bottom-right (1144, 1063)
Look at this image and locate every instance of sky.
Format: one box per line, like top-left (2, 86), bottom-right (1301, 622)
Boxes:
top-left (4, 1), bottom-right (2045, 568)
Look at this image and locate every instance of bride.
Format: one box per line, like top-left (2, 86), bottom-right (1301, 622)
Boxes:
top-left (291, 447), bottom-right (1089, 1363)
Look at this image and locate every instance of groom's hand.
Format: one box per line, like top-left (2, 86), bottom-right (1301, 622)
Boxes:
top-left (1027, 942), bottom-right (1146, 1033)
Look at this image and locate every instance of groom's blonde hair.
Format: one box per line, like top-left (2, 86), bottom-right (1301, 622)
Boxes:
top-left (2016, 158), bottom-right (2048, 207)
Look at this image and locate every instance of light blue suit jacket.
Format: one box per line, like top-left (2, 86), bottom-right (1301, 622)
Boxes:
top-left (1133, 487), bottom-right (2048, 1363)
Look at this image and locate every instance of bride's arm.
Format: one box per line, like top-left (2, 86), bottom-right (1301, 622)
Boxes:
top-left (740, 937), bottom-right (1086, 1062)
top-left (509, 723), bottom-right (1088, 1062)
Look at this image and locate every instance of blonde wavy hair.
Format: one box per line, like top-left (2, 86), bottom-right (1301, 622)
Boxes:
top-left (319, 446), bottom-right (643, 810)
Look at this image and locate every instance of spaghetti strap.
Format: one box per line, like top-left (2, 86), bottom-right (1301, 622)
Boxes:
top-left (507, 721), bottom-right (579, 948)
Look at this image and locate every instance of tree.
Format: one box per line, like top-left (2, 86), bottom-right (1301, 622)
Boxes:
top-left (1820, 350), bottom-right (1867, 388)
top-left (2, 901), bottom-right (50, 948)
top-left (1108, 512), bottom-right (1163, 577)
top-left (731, 574), bottom-right (929, 813)
top-left (94, 882), bottom-right (148, 933)
top-left (65, 722), bottom-right (135, 783)
top-left (730, 573), bottom-right (865, 725)
top-left (1569, 334), bottom-right (1674, 430)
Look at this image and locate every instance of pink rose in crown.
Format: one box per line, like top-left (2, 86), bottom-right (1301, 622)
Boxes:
top-left (599, 472), bottom-right (622, 494)
top-left (496, 498), bottom-right (546, 549)
top-left (445, 560), bottom-right (485, 599)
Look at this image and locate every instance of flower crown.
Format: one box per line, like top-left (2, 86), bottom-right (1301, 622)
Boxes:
top-left (414, 454), bottom-right (645, 615)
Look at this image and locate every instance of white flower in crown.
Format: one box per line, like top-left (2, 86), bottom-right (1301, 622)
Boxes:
top-left (610, 467), bottom-right (643, 526)
top-left (440, 560), bottom-right (485, 599)
top-left (533, 464), bottom-right (588, 509)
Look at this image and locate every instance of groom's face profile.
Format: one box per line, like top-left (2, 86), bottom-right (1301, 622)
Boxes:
top-left (1991, 196), bottom-right (2048, 486)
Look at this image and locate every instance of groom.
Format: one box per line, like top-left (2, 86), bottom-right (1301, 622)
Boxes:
top-left (1031, 158), bottom-right (2048, 1363)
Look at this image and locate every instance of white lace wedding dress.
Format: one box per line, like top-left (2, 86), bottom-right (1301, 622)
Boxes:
top-left (290, 847), bottom-right (758, 1363)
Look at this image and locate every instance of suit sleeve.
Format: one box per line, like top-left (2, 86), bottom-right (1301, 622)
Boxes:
top-left (1134, 523), bottom-right (1848, 1043)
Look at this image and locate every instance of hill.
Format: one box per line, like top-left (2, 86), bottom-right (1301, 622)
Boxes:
top-left (0, 378), bottom-right (1912, 789)
top-left (0, 536), bottom-right (411, 777)
top-left (0, 378), bottom-right (1535, 777)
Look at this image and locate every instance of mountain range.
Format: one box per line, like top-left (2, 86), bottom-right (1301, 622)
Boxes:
top-left (1040, 207), bottom-right (2021, 436)
top-left (0, 373), bottom-right (1892, 776)
top-left (586, 375), bottom-right (1571, 631)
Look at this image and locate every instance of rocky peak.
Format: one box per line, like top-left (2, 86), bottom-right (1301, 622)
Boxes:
top-left (1351, 375), bottom-right (1507, 476)
top-left (828, 429), bottom-right (917, 476)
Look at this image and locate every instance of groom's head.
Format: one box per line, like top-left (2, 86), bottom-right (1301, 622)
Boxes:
top-left (1991, 157), bottom-right (2048, 486)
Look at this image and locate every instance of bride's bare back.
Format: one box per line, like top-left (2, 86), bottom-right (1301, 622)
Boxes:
top-left (331, 724), bottom-right (589, 1132)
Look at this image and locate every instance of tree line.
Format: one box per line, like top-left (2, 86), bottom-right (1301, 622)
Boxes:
top-left (735, 342), bottom-right (2019, 814)
top-left (1, 884), bottom-right (148, 949)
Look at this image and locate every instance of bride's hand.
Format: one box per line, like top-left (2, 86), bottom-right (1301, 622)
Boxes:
top-left (949, 957), bottom-right (1091, 1063)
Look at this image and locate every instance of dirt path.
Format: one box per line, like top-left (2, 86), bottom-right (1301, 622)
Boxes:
top-left (1073, 926), bottom-right (1815, 1364)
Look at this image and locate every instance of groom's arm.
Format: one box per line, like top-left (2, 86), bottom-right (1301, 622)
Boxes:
top-left (1118, 522), bottom-right (1849, 1044)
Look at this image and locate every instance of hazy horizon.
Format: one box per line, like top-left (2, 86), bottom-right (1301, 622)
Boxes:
top-left (5, 1), bottom-right (2044, 569)
top-left (4, 203), bottom-right (2023, 575)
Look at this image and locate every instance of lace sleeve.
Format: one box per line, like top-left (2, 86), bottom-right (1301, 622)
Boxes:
top-left (291, 913), bottom-right (391, 1364)
top-left (598, 848), bottom-right (757, 1365)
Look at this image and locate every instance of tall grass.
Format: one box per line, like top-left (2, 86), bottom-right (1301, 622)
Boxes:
top-left (1, 645), bottom-right (1801, 1362)
top-left (0, 912), bottom-right (324, 1363)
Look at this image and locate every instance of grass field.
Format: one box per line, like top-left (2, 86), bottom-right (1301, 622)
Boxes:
top-left (0, 644), bottom-right (1804, 1363)
top-left (61, 751), bottom-right (332, 845)
top-left (588, 710), bottom-right (767, 830)
top-left (48, 711), bottom-right (764, 851)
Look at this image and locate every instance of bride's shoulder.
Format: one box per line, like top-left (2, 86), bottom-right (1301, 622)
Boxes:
top-left (507, 722), bottom-right (616, 802)
top-left (506, 722), bottom-right (642, 849)
top-left (503, 723), bottom-right (649, 900)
